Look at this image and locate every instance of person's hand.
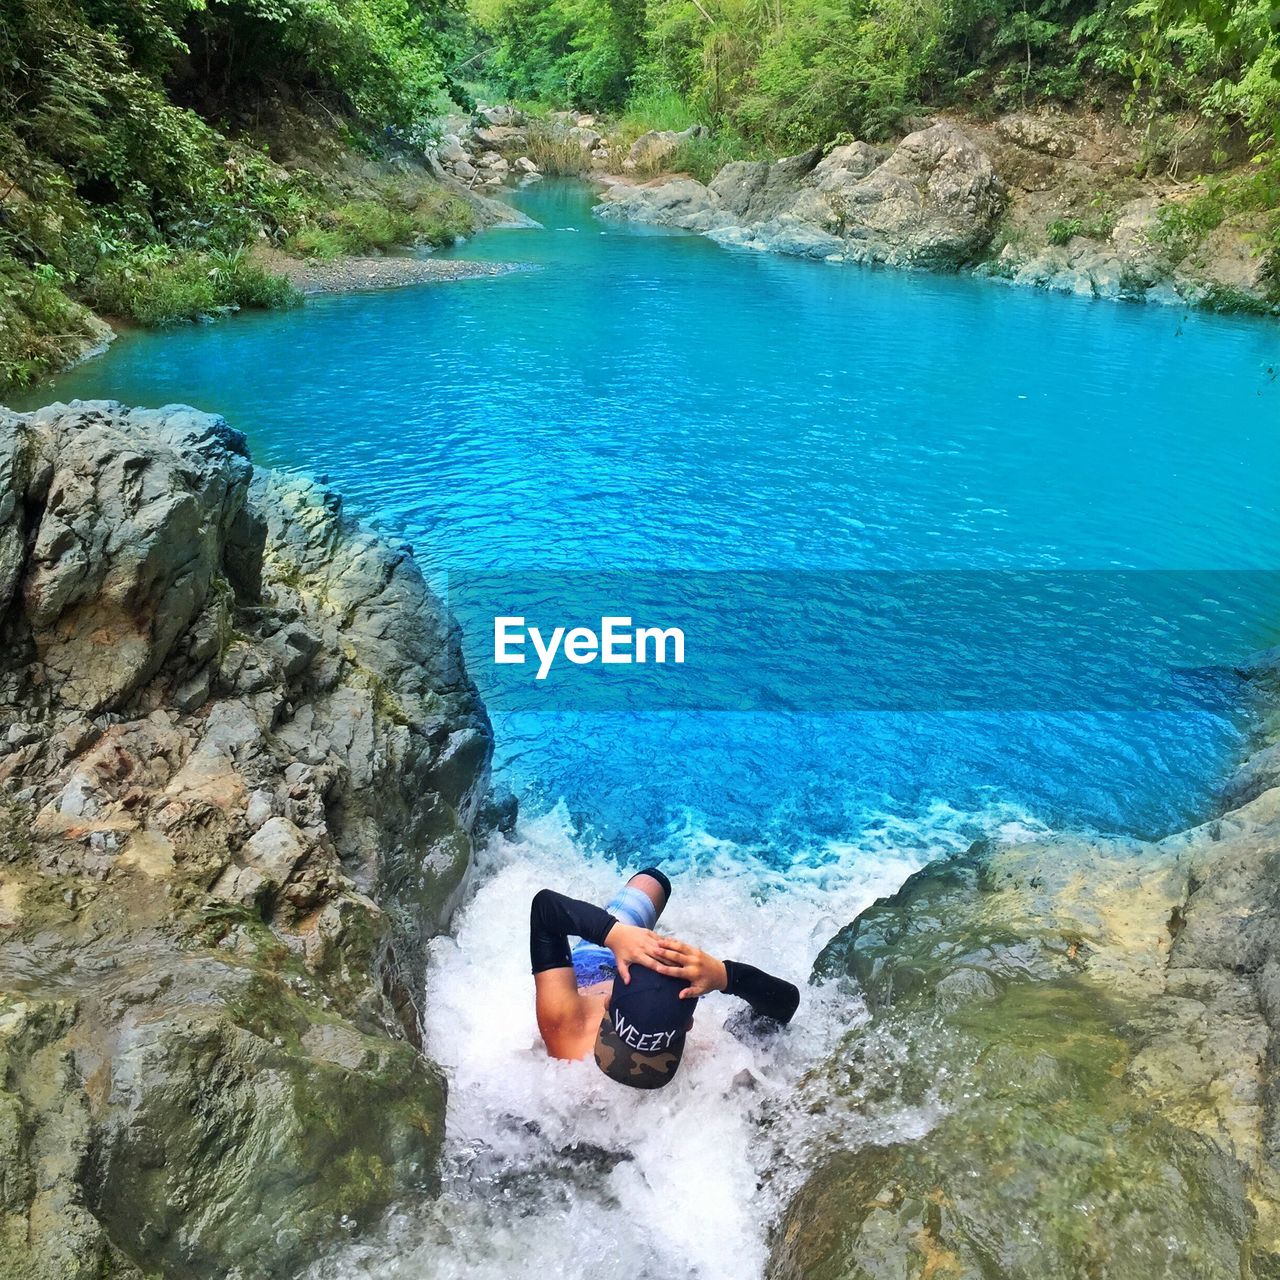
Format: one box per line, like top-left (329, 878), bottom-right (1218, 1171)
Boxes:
top-left (604, 922), bottom-right (666, 984)
top-left (651, 938), bottom-right (728, 998)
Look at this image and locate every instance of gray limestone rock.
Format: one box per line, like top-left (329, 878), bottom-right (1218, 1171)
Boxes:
top-left (781, 734), bottom-right (1280, 1279)
top-left (0, 400), bottom-right (496, 1278)
top-left (597, 123), bottom-right (1006, 269)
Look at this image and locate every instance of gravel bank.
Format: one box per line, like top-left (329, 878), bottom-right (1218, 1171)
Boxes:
top-left (255, 246), bottom-right (520, 294)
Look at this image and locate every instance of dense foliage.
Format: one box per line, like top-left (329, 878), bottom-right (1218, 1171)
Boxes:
top-left (0, 0), bottom-right (472, 389)
top-left (473, 0), bottom-right (1280, 150)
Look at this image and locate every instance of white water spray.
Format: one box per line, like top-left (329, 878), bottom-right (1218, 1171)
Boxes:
top-left (308, 800), bottom-right (1047, 1279)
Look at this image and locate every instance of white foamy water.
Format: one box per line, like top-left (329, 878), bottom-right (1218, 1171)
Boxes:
top-left (307, 800), bottom-right (1048, 1280)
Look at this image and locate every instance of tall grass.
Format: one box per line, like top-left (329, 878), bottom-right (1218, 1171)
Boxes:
top-left (287, 190), bottom-right (476, 259)
top-left (619, 88), bottom-right (702, 134)
top-left (522, 123), bottom-right (594, 175)
top-left (611, 88), bottom-right (762, 181)
top-left (83, 248), bottom-right (299, 326)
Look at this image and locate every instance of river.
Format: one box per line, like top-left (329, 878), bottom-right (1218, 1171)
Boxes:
top-left (15, 178), bottom-right (1280, 1278)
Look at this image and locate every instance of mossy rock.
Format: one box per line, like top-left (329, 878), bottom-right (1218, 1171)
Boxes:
top-left (771, 981), bottom-right (1251, 1280)
top-left (88, 976), bottom-right (445, 1279)
top-left (812, 846), bottom-right (1069, 1011)
top-left (0, 995), bottom-right (131, 1280)
top-left (786, 833), bottom-right (1261, 1280)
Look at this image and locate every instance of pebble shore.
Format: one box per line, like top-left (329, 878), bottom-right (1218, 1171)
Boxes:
top-left (263, 250), bottom-right (518, 294)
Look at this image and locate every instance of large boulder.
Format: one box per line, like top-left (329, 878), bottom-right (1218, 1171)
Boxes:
top-left (626, 124), bottom-right (708, 172)
top-left (15, 407), bottom-right (250, 713)
top-left (436, 133), bottom-right (468, 165)
top-left (474, 104), bottom-right (523, 128)
top-left (472, 125), bottom-right (527, 152)
top-left (822, 123), bottom-right (1008, 266)
top-left (567, 125), bottom-right (604, 152)
top-left (0, 401), bottom-right (493, 1277)
top-left (776, 764), bottom-right (1280, 1280)
top-left (711, 146), bottom-right (832, 221)
top-left (598, 122), bottom-right (1006, 269)
top-left (597, 177), bottom-right (727, 234)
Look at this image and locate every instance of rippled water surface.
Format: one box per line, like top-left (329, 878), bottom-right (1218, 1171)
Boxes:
top-left (18, 180), bottom-right (1280, 1278)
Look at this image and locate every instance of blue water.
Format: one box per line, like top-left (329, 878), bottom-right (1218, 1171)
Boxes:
top-left (15, 181), bottom-right (1280, 860)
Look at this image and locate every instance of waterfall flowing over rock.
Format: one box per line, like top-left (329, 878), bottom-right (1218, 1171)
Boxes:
top-left (0, 401), bottom-right (493, 1278)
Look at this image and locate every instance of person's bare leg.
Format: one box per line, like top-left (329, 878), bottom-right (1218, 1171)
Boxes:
top-left (628, 872), bottom-right (669, 918)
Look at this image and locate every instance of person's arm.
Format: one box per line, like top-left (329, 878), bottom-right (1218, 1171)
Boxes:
top-left (722, 959), bottom-right (800, 1025)
top-left (529, 888), bottom-right (666, 983)
top-left (529, 888), bottom-right (616, 973)
top-left (530, 889), bottom-right (667, 1059)
top-left (652, 939), bottom-right (800, 1025)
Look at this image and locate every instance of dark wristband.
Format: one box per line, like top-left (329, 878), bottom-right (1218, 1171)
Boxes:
top-left (530, 889), bottom-right (617, 974)
top-left (722, 959), bottom-right (800, 1025)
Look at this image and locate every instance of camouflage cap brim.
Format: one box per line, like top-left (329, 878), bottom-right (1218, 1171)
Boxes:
top-left (593, 1010), bottom-right (683, 1089)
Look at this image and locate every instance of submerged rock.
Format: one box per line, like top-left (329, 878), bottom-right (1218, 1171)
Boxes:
top-left (779, 732), bottom-right (1280, 1279)
top-left (597, 122), bottom-right (1006, 269)
top-left (0, 401), bottom-right (493, 1277)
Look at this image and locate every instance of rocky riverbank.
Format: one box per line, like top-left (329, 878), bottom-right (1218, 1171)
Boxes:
top-left (597, 122), bottom-right (1006, 270)
top-left (773, 654), bottom-right (1280, 1278)
top-left (566, 107), bottom-right (1277, 313)
top-left (0, 401), bottom-right (498, 1277)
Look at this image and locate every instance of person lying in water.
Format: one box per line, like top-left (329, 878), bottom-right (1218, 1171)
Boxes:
top-left (530, 869), bottom-right (800, 1089)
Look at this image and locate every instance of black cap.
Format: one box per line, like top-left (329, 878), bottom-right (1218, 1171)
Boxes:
top-left (594, 966), bottom-right (697, 1089)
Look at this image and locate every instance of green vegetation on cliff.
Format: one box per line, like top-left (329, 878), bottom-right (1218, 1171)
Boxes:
top-left (0, 0), bottom-right (476, 391)
top-left (471, 0), bottom-right (1279, 153)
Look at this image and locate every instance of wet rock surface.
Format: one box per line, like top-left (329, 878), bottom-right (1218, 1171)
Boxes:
top-left (778, 702), bottom-right (1280, 1279)
top-left (0, 401), bottom-right (493, 1278)
top-left (596, 122), bottom-right (1007, 269)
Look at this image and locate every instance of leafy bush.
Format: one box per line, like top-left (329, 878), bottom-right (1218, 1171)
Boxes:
top-left (1046, 202), bottom-right (1117, 244)
top-left (288, 192), bottom-right (475, 257)
top-left (0, 0), bottom-right (480, 388)
top-left (83, 247), bottom-right (299, 326)
top-left (476, 0), bottom-right (643, 108)
top-left (1150, 189), bottom-right (1227, 262)
top-left (735, 0), bottom-right (942, 147)
top-left (167, 0), bottom-right (467, 133)
top-left (1047, 217), bottom-right (1085, 243)
top-left (0, 260), bottom-right (104, 389)
top-left (1141, 160), bottom-right (1280, 283)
